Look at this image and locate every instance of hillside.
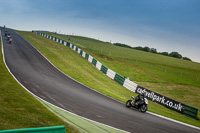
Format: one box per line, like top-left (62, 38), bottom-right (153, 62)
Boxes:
top-left (40, 32), bottom-right (200, 109)
top-left (17, 31), bottom-right (200, 127)
top-left (43, 32), bottom-right (200, 87)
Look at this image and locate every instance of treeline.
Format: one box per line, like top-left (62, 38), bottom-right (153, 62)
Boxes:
top-left (113, 43), bottom-right (192, 61)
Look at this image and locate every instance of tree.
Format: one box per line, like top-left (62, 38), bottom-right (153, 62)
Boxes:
top-left (143, 46), bottom-right (150, 52)
top-left (150, 48), bottom-right (157, 53)
top-left (160, 52), bottom-right (169, 56)
top-left (133, 46), bottom-right (144, 51)
top-left (113, 43), bottom-right (132, 48)
top-left (183, 57), bottom-right (192, 61)
top-left (169, 52), bottom-right (182, 59)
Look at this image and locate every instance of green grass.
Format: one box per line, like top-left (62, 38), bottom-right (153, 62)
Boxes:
top-left (46, 33), bottom-right (200, 87)
top-left (17, 31), bottom-right (200, 127)
top-left (38, 98), bottom-right (126, 133)
top-left (42, 32), bottom-right (200, 108)
top-left (0, 37), bottom-right (78, 132)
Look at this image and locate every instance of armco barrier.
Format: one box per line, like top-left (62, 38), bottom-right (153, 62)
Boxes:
top-left (77, 48), bottom-right (81, 54)
top-left (92, 58), bottom-right (97, 66)
top-left (33, 31), bottom-right (199, 119)
top-left (106, 69), bottom-right (116, 80)
top-left (88, 55), bottom-right (93, 63)
top-left (80, 50), bottom-right (83, 55)
top-left (82, 51), bottom-right (86, 58)
top-left (123, 79), bottom-right (137, 93)
top-left (114, 73), bottom-right (125, 86)
top-left (183, 105), bottom-right (199, 119)
top-left (0, 126), bottom-right (65, 133)
top-left (101, 65), bottom-right (108, 74)
top-left (76, 47), bottom-right (78, 52)
top-left (96, 61), bottom-right (102, 71)
top-left (67, 42), bottom-right (70, 47)
top-left (85, 53), bottom-right (89, 60)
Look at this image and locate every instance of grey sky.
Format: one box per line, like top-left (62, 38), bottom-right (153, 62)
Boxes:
top-left (0, 0), bottom-right (199, 62)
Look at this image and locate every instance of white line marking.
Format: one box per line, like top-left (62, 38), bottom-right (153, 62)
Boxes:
top-left (32, 88), bottom-right (37, 92)
top-left (58, 103), bottom-right (65, 108)
top-left (45, 92), bottom-right (56, 101)
top-left (96, 115), bottom-right (102, 118)
top-left (147, 111), bottom-right (200, 130)
top-left (40, 95), bottom-right (45, 99)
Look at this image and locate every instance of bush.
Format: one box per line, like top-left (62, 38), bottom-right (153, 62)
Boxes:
top-left (169, 52), bottom-right (182, 59)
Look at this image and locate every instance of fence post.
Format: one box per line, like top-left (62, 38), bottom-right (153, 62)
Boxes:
top-left (165, 66), bottom-right (167, 73)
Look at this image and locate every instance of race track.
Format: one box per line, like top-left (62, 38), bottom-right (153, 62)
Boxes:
top-left (1, 28), bottom-right (199, 133)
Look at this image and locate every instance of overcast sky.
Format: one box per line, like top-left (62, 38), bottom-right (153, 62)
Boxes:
top-left (0, 0), bottom-right (200, 63)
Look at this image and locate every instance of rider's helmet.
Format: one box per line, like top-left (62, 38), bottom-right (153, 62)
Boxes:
top-left (141, 90), bottom-right (146, 96)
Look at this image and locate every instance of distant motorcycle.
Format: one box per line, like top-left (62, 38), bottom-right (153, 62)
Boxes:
top-left (5, 31), bottom-right (7, 37)
top-left (7, 34), bottom-right (10, 40)
top-left (126, 96), bottom-right (148, 113)
top-left (8, 37), bottom-right (13, 44)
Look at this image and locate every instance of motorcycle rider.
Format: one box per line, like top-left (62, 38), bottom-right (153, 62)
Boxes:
top-left (7, 34), bottom-right (10, 40)
top-left (5, 31), bottom-right (7, 37)
top-left (9, 37), bottom-right (13, 44)
top-left (134, 90), bottom-right (146, 107)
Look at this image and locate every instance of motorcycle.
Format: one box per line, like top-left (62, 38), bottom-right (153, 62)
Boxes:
top-left (5, 31), bottom-right (7, 37)
top-left (8, 37), bottom-right (13, 44)
top-left (7, 35), bottom-right (10, 40)
top-left (126, 96), bottom-right (148, 113)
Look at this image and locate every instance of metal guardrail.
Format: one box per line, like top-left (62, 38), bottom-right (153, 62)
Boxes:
top-left (183, 104), bottom-right (199, 119)
top-left (0, 126), bottom-right (65, 133)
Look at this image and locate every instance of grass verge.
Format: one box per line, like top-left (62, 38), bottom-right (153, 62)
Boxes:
top-left (17, 31), bottom-right (200, 127)
top-left (38, 98), bottom-right (126, 133)
top-left (0, 35), bottom-right (78, 132)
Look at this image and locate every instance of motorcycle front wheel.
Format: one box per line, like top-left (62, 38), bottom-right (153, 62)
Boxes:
top-left (139, 104), bottom-right (148, 113)
top-left (126, 100), bottom-right (132, 108)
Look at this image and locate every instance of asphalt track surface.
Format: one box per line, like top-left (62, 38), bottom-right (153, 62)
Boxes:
top-left (1, 28), bottom-right (199, 133)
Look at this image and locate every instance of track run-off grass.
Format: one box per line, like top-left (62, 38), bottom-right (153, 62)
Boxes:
top-left (17, 31), bottom-right (200, 128)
